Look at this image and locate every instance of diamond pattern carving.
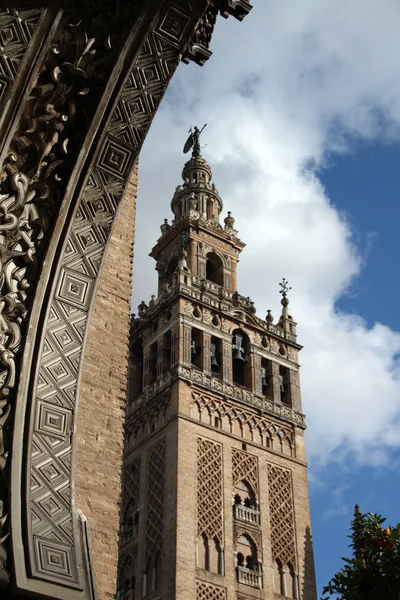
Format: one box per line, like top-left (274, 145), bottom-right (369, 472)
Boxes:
top-left (232, 448), bottom-right (259, 497)
top-left (267, 465), bottom-right (296, 566)
top-left (196, 580), bottom-right (227, 600)
top-left (145, 440), bottom-right (165, 562)
top-left (0, 3), bottom-right (44, 103)
top-left (34, 538), bottom-right (78, 582)
top-left (0, 0), bottom-right (246, 593)
top-left (197, 438), bottom-right (223, 544)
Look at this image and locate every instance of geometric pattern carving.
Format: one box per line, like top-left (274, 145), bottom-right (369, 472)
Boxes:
top-left (232, 448), bottom-right (259, 497)
top-left (0, 2), bottom-right (44, 105)
top-left (0, 0), bottom-right (252, 593)
top-left (196, 580), bottom-right (227, 600)
top-left (145, 440), bottom-right (165, 562)
top-left (22, 3), bottom-right (205, 592)
top-left (267, 465), bottom-right (296, 566)
top-left (196, 438), bottom-right (223, 544)
top-left (191, 391), bottom-right (294, 453)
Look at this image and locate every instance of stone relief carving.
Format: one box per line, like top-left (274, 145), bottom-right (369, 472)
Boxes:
top-left (0, 2), bottom-right (45, 109)
top-left (0, 0), bottom-right (252, 594)
top-left (197, 437), bottom-right (223, 545)
top-left (191, 390), bottom-right (295, 453)
top-left (196, 579), bottom-right (227, 600)
top-left (0, 1), bottom-right (213, 595)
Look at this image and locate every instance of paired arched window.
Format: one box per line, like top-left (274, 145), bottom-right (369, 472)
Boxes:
top-left (275, 559), bottom-right (298, 598)
top-left (198, 533), bottom-right (223, 574)
top-left (236, 534), bottom-right (259, 572)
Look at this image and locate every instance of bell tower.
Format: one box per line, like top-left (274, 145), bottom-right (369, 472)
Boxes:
top-left (118, 131), bottom-right (317, 600)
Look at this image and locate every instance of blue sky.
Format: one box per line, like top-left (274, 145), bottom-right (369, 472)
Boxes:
top-left (132, 1), bottom-right (400, 595)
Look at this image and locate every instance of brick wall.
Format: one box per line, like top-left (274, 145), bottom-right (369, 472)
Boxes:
top-left (74, 164), bottom-right (138, 600)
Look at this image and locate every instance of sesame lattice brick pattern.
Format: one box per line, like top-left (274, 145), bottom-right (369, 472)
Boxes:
top-left (196, 579), bottom-right (227, 600)
top-left (232, 448), bottom-right (259, 496)
top-left (267, 464), bottom-right (296, 566)
top-left (197, 437), bottom-right (223, 544)
top-left (145, 440), bottom-right (165, 561)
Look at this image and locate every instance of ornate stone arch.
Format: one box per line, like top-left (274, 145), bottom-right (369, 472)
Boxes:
top-left (0, 1), bottom-right (252, 597)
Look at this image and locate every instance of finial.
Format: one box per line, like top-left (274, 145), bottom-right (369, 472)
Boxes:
top-left (266, 309), bottom-right (274, 323)
top-left (279, 278), bottom-right (292, 307)
top-left (224, 211), bottom-right (235, 230)
top-left (183, 124), bottom-right (207, 158)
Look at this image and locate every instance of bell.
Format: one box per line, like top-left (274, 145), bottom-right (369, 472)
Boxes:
top-left (211, 344), bottom-right (219, 368)
top-left (211, 355), bottom-right (219, 368)
top-left (191, 340), bottom-right (198, 357)
top-left (261, 367), bottom-right (268, 388)
top-left (232, 348), bottom-right (245, 361)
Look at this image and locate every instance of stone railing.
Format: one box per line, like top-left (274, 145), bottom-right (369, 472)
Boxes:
top-left (132, 274), bottom-right (297, 345)
top-left (233, 503), bottom-right (260, 526)
top-left (119, 524), bottom-right (138, 547)
top-left (127, 370), bottom-right (173, 418)
top-left (116, 589), bottom-right (134, 600)
top-left (237, 566), bottom-right (262, 588)
top-left (178, 365), bottom-right (306, 427)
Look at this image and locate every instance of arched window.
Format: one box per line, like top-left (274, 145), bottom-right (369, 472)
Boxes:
top-left (161, 255), bottom-right (179, 292)
top-left (191, 328), bottom-right (202, 369)
top-left (129, 338), bottom-right (143, 399)
top-left (210, 336), bottom-right (222, 377)
top-left (236, 534), bottom-right (259, 586)
top-left (274, 558), bottom-right (285, 595)
top-left (210, 537), bottom-right (223, 574)
top-left (232, 480), bottom-right (259, 525)
top-left (287, 562), bottom-right (298, 598)
top-left (148, 341), bottom-right (157, 385)
top-left (198, 533), bottom-right (210, 570)
top-left (162, 331), bottom-right (171, 374)
top-left (152, 552), bottom-right (162, 592)
top-left (121, 501), bottom-right (139, 544)
top-left (279, 366), bottom-right (291, 405)
top-left (261, 358), bottom-right (272, 396)
top-left (206, 252), bottom-right (224, 286)
top-left (118, 555), bottom-right (136, 600)
top-left (232, 330), bottom-right (252, 389)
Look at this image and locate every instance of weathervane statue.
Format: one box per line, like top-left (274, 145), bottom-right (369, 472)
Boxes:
top-left (183, 123), bottom-right (207, 157)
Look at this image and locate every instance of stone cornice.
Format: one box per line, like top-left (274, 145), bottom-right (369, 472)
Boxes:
top-left (127, 364), bottom-right (306, 429)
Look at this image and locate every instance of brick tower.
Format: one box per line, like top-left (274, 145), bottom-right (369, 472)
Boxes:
top-left (118, 130), bottom-right (317, 600)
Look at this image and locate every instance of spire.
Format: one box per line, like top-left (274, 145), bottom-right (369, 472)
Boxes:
top-left (170, 125), bottom-right (227, 227)
top-left (278, 278), bottom-right (297, 338)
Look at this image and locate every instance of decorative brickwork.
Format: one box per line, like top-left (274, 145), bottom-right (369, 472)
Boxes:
top-left (196, 438), bottom-right (223, 544)
top-left (126, 392), bottom-right (171, 440)
top-left (192, 391), bottom-right (294, 453)
top-left (196, 579), bottom-right (227, 600)
top-left (267, 464), bottom-right (296, 566)
top-left (145, 440), bottom-right (166, 563)
top-left (122, 457), bottom-right (141, 520)
top-left (232, 448), bottom-right (259, 496)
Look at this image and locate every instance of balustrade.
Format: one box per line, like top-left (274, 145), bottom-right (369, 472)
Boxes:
top-left (237, 565), bottom-right (262, 588)
top-left (233, 503), bottom-right (260, 526)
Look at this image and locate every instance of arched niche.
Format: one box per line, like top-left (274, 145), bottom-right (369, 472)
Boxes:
top-left (206, 251), bottom-right (224, 286)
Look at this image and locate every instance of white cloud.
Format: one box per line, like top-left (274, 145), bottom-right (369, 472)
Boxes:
top-left (132, 0), bottom-right (400, 467)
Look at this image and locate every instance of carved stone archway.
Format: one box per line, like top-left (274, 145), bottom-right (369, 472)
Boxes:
top-left (0, 1), bottom-right (251, 598)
